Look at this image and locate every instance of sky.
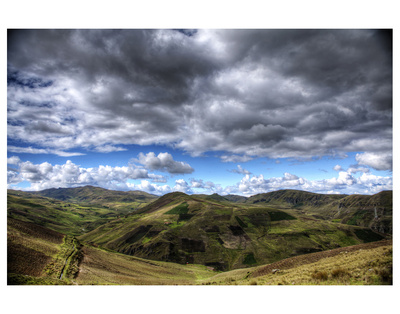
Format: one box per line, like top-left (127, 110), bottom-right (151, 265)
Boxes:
top-left (6, 29), bottom-right (393, 196)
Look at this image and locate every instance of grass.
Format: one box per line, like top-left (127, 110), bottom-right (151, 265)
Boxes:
top-left (200, 241), bottom-right (392, 285)
top-left (42, 236), bottom-right (79, 281)
top-left (165, 202), bottom-right (189, 215)
top-left (7, 217), bottom-right (64, 279)
top-left (79, 193), bottom-right (385, 271)
top-left (8, 213), bottom-right (392, 285)
top-left (7, 273), bottom-right (70, 285)
top-left (75, 245), bottom-right (216, 285)
top-left (8, 188), bottom-right (392, 284)
top-left (7, 191), bottom-right (137, 236)
top-left (7, 217), bottom-right (81, 285)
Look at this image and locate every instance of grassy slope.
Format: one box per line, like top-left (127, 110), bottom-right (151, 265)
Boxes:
top-left (247, 189), bottom-right (392, 233)
top-left (8, 217), bottom-right (392, 285)
top-left (79, 192), bottom-right (386, 271)
top-left (7, 217), bottom-right (71, 285)
top-left (7, 216), bottom-right (216, 285)
top-left (10, 218), bottom-right (391, 285)
top-left (8, 188), bottom-right (392, 285)
top-left (32, 185), bottom-right (158, 211)
top-left (7, 190), bottom-right (140, 235)
top-left (75, 245), bottom-right (215, 285)
top-left (201, 240), bottom-right (392, 285)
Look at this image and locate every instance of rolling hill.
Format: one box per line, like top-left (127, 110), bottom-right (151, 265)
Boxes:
top-left (7, 190), bottom-right (140, 235)
top-left (7, 186), bottom-right (392, 284)
top-left (246, 189), bottom-right (392, 233)
top-left (79, 190), bottom-right (390, 271)
top-left (31, 185), bottom-right (158, 211)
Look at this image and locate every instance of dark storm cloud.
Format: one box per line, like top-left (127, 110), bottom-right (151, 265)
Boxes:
top-left (7, 29), bottom-right (392, 165)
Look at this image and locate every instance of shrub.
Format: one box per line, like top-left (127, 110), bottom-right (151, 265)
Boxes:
top-left (243, 253), bottom-right (257, 265)
top-left (311, 271), bottom-right (328, 281)
top-left (331, 268), bottom-right (350, 279)
top-left (378, 267), bottom-right (392, 284)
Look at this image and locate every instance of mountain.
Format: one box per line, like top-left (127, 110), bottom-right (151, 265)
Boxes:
top-left (31, 185), bottom-right (158, 211)
top-left (246, 189), bottom-right (392, 233)
top-left (223, 194), bottom-right (248, 203)
top-left (7, 187), bottom-right (392, 284)
top-left (7, 189), bottom-right (138, 235)
top-left (79, 190), bottom-right (389, 271)
top-left (246, 189), bottom-right (346, 206)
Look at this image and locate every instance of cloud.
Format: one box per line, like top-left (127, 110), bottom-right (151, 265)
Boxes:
top-left (7, 157), bottom-right (166, 191)
top-left (127, 180), bottom-right (172, 196)
top-left (7, 29), bottom-right (391, 160)
top-left (173, 179), bottom-right (193, 194)
top-left (355, 152), bottom-right (392, 171)
top-left (346, 166), bottom-right (370, 174)
top-left (333, 165), bottom-right (343, 171)
top-left (7, 157), bottom-right (392, 196)
top-left (334, 164), bottom-right (370, 174)
top-left (136, 152), bottom-right (194, 174)
top-left (8, 145), bottom-right (85, 157)
top-left (357, 172), bottom-right (393, 194)
top-left (189, 178), bottom-right (223, 194)
top-left (7, 156), bottom-right (21, 165)
top-left (224, 170), bottom-right (391, 196)
top-left (93, 145), bottom-right (127, 153)
top-left (229, 165), bottom-right (252, 175)
top-left (220, 155), bottom-right (254, 163)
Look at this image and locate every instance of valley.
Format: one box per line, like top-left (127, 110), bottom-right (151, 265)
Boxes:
top-left (7, 186), bottom-right (393, 285)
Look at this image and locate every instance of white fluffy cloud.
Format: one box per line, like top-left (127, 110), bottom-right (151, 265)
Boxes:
top-left (333, 165), bottom-right (343, 171)
top-left (136, 152), bottom-right (194, 174)
top-left (173, 179), bottom-right (193, 194)
top-left (7, 157), bottom-right (163, 191)
top-left (222, 170), bottom-right (391, 196)
top-left (355, 152), bottom-right (392, 171)
top-left (7, 156), bottom-right (392, 195)
top-left (127, 180), bottom-right (172, 195)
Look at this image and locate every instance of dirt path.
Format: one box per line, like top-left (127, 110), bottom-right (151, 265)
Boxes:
top-left (59, 242), bottom-right (76, 280)
top-left (251, 239), bottom-right (392, 278)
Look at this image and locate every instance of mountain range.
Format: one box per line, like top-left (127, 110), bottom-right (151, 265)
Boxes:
top-left (7, 186), bottom-right (392, 284)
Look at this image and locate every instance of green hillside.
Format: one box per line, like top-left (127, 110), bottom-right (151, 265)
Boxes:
top-left (79, 191), bottom-right (387, 271)
top-left (31, 185), bottom-right (158, 211)
top-left (7, 187), bottom-right (392, 285)
top-left (7, 216), bottom-right (216, 285)
top-left (246, 189), bottom-right (392, 233)
top-left (7, 190), bottom-right (135, 235)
